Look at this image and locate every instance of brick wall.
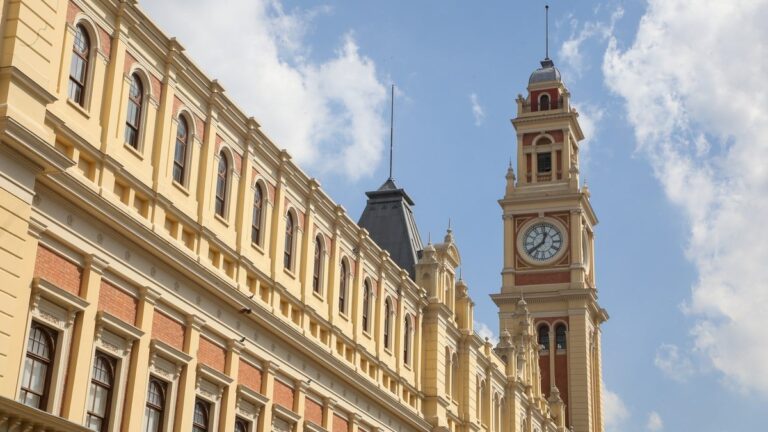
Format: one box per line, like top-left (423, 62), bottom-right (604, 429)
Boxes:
top-left (273, 380), bottom-right (294, 411)
top-left (304, 398), bottom-right (322, 426)
top-left (151, 311), bottom-right (185, 351)
top-left (98, 280), bottom-right (138, 325)
top-left (198, 336), bottom-right (226, 372)
top-left (33, 245), bottom-right (83, 296)
top-left (333, 414), bottom-right (349, 432)
top-left (238, 359), bottom-right (262, 393)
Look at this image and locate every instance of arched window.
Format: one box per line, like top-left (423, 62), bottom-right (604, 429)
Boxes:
top-left (192, 399), bottom-right (210, 432)
top-left (19, 323), bottom-right (56, 409)
top-left (312, 236), bottom-right (323, 294)
top-left (144, 378), bottom-right (166, 432)
top-left (494, 393), bottom-right (501, 432)
top-left (173, 117), bottom-right (189, 184)
top-left (538, 324), bottom-right (550, 351)
top-left (283, 212), bottom-right (294, 270)
top-left (403, 315), bottom-right (412, 365)
top-left (251, 185), bottom-right (264, 245)
top-left (362, 280), bottom-right (372, 332)
top-left (539, 93), bottom-right (550, 110)
top-left (476, 379), bottom-right (485, 421)
top-left (444, 348), bottom-right (452, 394)
top-left (86, 353), bottom-right (116, 431)
top-left (125, 73), bottom-right (144, 149)
top-left (338, 260), bottom-right (348, 314)
top-left (555, 324), bottom-right (567, 349)
top-left (68, 24), bottom-right (90, 106)
top-left (214, 152), bottom-right (228, 217)
top-left (384, 298), bottom-right (393, 350)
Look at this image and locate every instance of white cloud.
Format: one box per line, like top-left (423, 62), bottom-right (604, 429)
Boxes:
top-left (140, 0), bottom-right (387, 180)
top-left (604, 0), bottom-right (768, 394)
top-left (559, 7), bottom-right (624, 76)
top-left (646, 411), bottom-right (664, 431)
top-left (654, 343), bottom-right (695, 382)
top-left (470, 93), bottom-right (485, 126)
top-left (474, 321), bottom-right (498, 345)
top-left (603, 386), bottom-right (630, 432)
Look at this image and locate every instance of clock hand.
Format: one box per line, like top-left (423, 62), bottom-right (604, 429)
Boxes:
top-left (527, 236), bottom-right (546, 254)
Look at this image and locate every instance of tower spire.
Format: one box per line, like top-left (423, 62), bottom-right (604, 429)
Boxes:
top-left (389, 83), bottom-right (395, 180)
top-left (545, 5), bottom-right (550, 60)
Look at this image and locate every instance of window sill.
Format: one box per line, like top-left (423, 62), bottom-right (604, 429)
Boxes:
top-left (283, 268), bottom-right (296, 279)
top-left (123, 142), bottom-right (144, 160)
top-left (172, 180), bottom-right (190, 196)
top-left (251, 242), bottom-right (265, 255)
top-left (362, 330), bottom-right (372, 339)
top-left (403, 362), bottom-right (412, 371)
top-left (311, 291), bottom-right (324, 302)
top-left (214, 213), bottom-right (229, 227)
top-left (383, 347), bottom-right (392, 356)
top-left (339, 312), bottom-right (349, 321)
top-left (66, 98), bottom-right (91, 119)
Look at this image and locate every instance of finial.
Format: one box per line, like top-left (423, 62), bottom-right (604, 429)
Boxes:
top-left (509, 157), bottom-right (513, 168)
top-left (545, 5), bottom-right (550, 60)
top-left (459, 266), bottom-right (463, 281)
top-left (428, 231), bottom-right (431, 245)
top-left (448, 217), bottom-right (452, 231)
top-left (388, 84), bottom-right (395, 180)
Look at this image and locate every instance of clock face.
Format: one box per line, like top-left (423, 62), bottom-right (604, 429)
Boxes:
top-left (522, 222), bottom-right (563, 262)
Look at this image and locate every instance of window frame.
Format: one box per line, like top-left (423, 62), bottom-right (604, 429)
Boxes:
top-left (283, 211), bottom-right (295, 271)
top-left (338, 259), bottom-right (348, 315)
top-left (251, 184), bottom-right (264, 246)
top-left (172, 115), bottom-right (190, 186)
top-left (538, 324), bottom-right (550, 351)
top-left (403, 314), bottom-right (412, 366)
top-left (214, 151), bottom-right (229, 218)
top-left (18, 321), bottom-right (57, 410)
top-left (539, 93), bottom-right (551, 111)
top-left (192, 398), bottom-right (211, 432)
top-left (383, 297), bottom-right (393, 350)
top-left (85, 352), bottom-right (118, 432)
top-left (361, 279), bottom-right (372, 333)
top-left (312, 235), bottom-right (323, 294)
top-left (124, 73), bottom-right (145, 150)
top-left (555, 323), bottom-right (567, 350)
top-left (143, 377), bottom-right (167, 432)
top-left (68, 23), bottom-right (92, 107)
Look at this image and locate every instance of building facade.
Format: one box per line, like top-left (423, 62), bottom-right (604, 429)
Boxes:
top-left (0, 1), bottom-right (605, 432)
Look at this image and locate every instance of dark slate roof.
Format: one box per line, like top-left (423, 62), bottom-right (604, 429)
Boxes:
top-left (358, 178), bottom-right (423, 279)
top-left (528, 58), bottom-right (561, 84)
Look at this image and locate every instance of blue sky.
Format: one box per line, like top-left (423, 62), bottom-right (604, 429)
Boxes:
top-left (143, 0), bottom-right (768, 430)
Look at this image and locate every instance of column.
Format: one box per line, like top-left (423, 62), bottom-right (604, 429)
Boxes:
top-left (173, 315), bottom-right (205, 432)
top-left (322, 398), bottom-right (336, 431)
top-left (121, 286), bottom-right (161, 431)
top-left (60, 254), bottom-right (108, 423)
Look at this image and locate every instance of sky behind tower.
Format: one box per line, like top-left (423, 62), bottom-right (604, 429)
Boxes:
top-left (141, 1), bottom-right (768, 430)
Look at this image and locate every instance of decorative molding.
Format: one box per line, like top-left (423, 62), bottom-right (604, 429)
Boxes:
top-left (95, 310), bottom-right (144, 341)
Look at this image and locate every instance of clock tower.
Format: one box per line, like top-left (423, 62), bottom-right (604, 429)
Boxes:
top-left (491, 57), bottom-right (609, 432)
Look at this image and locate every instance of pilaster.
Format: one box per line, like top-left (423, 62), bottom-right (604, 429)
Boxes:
top-left (173, 315), bottom-right (205, 432)
top-left (60, 254), bottom-right (108, 423)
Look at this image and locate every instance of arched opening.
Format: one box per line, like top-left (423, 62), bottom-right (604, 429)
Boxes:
top-left (403, 315), bottom-right (412, 365)
top-left (384, 298), bottom-right (393, 349)
top-left (19, 323), bottom-right (56, 409)
top-left (539, 93), bottom-right (550, 110)
top-left (338, 259), bottom-right (348, 314)
top-left (362, 279), bottom-right (372, 332)
top-left (173, 116), bottom-right (189, 184)
top-left (215, 152), bottom-right (229, 217)
top-left (144, 378), bottom-right (166, 432)
top-left (312, 235), bottom-right (323, 294)
top-left (283, 211), bottom-right (295, 270)
top-left (125, 73), bottom-right (144, 149)
top-left (193, 399), bottom-right (210, 432)
top-left (555, 324), bottom-right (567, 349)
top-left (251, 184), bottom-right (264, 245)
top-left (86, 353), bottom-right (116, 431)
top-left (68, 24), bottom-right (91, 106)
top-left (538, 324), bottom-right (550, 351)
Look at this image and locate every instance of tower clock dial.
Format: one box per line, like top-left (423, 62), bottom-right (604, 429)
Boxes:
top-left (521, 222), bottom-right (564, 262)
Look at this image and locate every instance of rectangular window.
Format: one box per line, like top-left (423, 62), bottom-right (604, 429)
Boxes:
top-left (18, 322), bottom-right (57, 410)
top-left (537, 152), bottom-right (552, 173)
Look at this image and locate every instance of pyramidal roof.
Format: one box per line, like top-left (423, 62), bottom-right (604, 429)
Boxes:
top-left (358, 178), bottom-right (423, 279)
